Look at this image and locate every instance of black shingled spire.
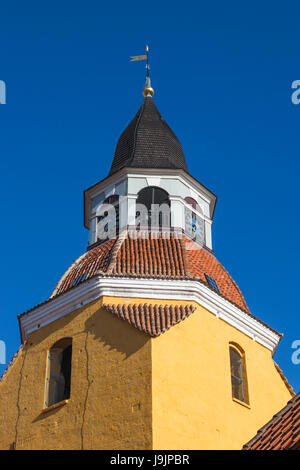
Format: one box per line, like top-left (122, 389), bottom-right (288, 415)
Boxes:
top-left (109, 96), bottom-right (188, 176)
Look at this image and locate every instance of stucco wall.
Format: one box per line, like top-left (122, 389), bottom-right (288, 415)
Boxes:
top-left (0, 298), bottom-right (152, 450)
top-left (151, 302), bottom-right (292, 450)
top-left (0, 295), bottom-right (292, 450)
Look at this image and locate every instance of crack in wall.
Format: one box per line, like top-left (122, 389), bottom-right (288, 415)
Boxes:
top-left (14, 348), bottom-right (27, 449)
top-left (81, 331), bottom-right (93, 449)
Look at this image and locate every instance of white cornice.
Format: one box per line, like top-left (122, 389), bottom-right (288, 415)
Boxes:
top-left (19, 276), bottom-right (281, 352)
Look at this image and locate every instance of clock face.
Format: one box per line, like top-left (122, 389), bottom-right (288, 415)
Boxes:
top-left (97, 204), bottom-right (119, 241)
top-left (185, 208), bottom-right (205, 243)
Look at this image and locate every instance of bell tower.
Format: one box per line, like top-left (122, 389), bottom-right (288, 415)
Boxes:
top-left (84, 79), bottom-right (217, 251)
top-left (0, 53), bottom-right (294, 451)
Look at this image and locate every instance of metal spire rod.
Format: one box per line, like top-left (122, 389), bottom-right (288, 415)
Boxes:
top-left (130, 45), bottom-right (154, 97)
top-left (145, 44), bottom-right (150, 77)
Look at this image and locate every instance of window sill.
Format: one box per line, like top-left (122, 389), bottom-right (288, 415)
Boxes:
top-left (42, 399), bottom-right (69, 413)
top-left (232, 397), bottom-right (250, 409)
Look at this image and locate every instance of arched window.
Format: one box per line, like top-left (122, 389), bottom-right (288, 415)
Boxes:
top-left (184, 197), bottom-right (205, 243)
top-left (97, 194), bottom-right (119, 242)
top-left (45, 338), bottom-right (72, 407)
top-left (136, 186), bottom-right (170, 230)
top-left (229, 344), bottom-right (249, 404)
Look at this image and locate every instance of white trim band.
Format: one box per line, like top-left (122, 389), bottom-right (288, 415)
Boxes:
top-left (19, 276), bottom-right (281, 352)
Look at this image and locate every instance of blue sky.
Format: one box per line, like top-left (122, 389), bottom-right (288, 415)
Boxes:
top-left (0, 1), bottom-right (299, 394)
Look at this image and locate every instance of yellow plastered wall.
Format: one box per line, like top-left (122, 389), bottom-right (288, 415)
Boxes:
top-left (151, 302), bottom-right (293, 450)
top-left (0, 296), bottom-right (293, 450)
top-left (0, 297), bottom-right (152, 450)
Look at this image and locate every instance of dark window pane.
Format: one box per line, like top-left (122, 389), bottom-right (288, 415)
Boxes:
top-left (46, 339), bottom-right (72, 407)
top-left (229, 346), bottom-right (248, 403)
top-left (204, 274), bottom-right (220, 293)
top-left (61, 345), bottom-right (72, 399)
top-left (97, 195), bottom-right (119, 242)
top-left (136, 187), bottom-right (170, 230)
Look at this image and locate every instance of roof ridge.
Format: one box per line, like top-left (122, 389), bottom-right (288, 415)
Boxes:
top-left (50, 250), bottom-right (89, 298)
top-left (51, 239), bottom-right (114, 298)
top-left (107, 230), bottom-right (128, 274)
top-left (128, 99), bottom-right (146, 167)
top-left (179, 235), bottom-right (191, 277)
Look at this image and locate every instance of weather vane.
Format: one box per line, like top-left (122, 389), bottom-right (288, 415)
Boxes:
top-left (130, 45), bottom-right (154, 96)
top-left (130, 44), bottom-right (150, 76)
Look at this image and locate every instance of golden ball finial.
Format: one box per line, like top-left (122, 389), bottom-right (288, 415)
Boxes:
top-left (143, 75), bottom-right (154, 97)
top-left (143, 85), bottom-right (154, 97)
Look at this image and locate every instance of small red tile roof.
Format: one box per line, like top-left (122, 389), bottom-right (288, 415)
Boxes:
top-left (103, 303), bottom-right (196, 336)
top-left (243, 392), bottom-right (300, 450)
top-left (51, 231), bottom-right (250, 314)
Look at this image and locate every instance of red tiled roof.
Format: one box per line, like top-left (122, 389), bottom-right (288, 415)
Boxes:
top-left (52, 238), bottom-right (115, 296)
top-left (185, 239), bottom-right (249, 312)
top-left (52, 231), bottom-right (250, 314)
top-left (243, 392), bottom-right (300, 450)
top-left (103, 303), bottom-right (196, 336)
top-left (114, 232), bottom-right (186, 277)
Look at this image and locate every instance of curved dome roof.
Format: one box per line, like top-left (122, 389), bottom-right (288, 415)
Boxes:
top-left (109, 96), bottom-right (188, 176)
top-left (51, 232), bottom-right (250, 314)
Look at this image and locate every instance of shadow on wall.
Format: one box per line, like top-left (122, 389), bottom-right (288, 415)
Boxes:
top-left (85, 306), bottom-right (149, 359)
